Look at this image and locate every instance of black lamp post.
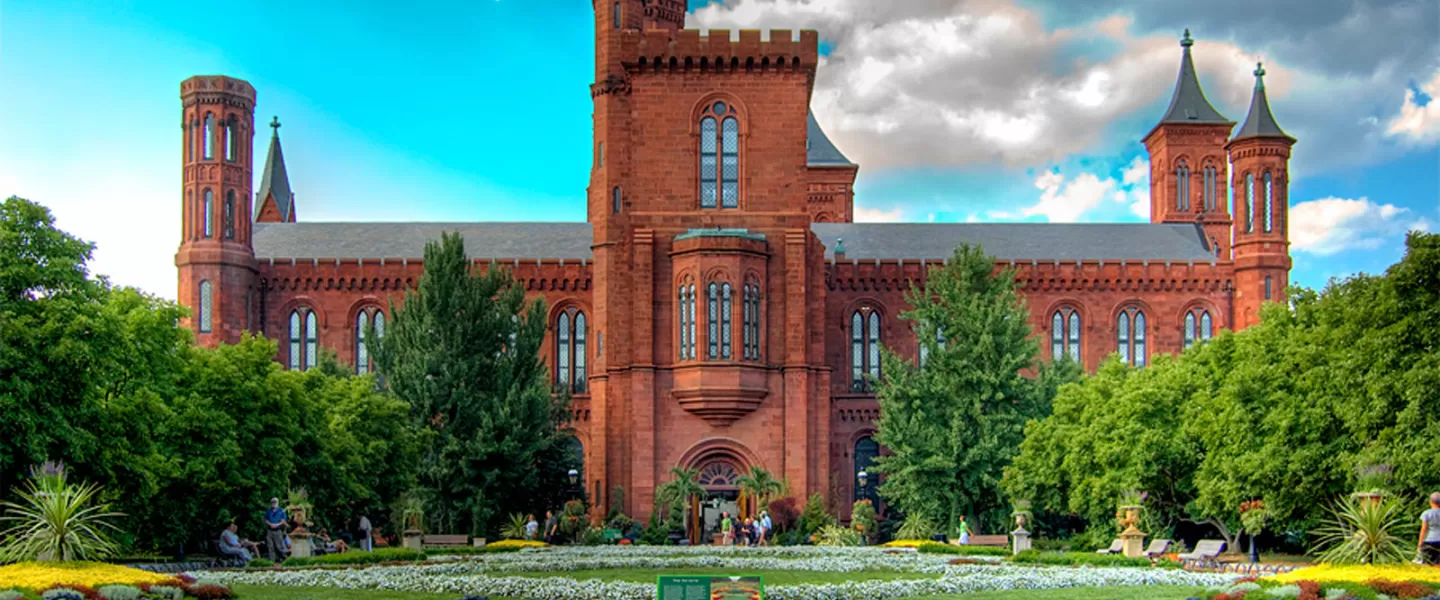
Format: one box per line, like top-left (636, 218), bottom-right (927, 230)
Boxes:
top-left (568, 469), bottom-right (580, 501)
top-left (857, 470), bottom-right (869, 503)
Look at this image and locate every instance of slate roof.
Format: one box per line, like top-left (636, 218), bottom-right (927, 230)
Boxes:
top-left (1232, 63), bottom-right (1293, 141)
top-left (807, 112), bottom-right (855, 167)
top-left (253, 222), bottom-right (594, 260)
top-left (1157, 30), bottom-right (1230, 125)
top-left (255, 128), bottom-right (296, 221)
top-left (254, 221), bottom-right (1216, 263)
top-left (810, 223), bottom-right (1217, 262)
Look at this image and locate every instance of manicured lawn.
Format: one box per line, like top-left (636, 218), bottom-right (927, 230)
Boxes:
top-left (507, 566), bottom-right (938, 585)
top-left (233, 583), bottom-right (1206, 600)
top-left (231, 585), bottom-right (467, 599)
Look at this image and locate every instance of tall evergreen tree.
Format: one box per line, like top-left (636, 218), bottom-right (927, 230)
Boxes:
top-left (372, 232), bottom-right (573, 537)
top-left (872, 243), bottom-right (1078, 533)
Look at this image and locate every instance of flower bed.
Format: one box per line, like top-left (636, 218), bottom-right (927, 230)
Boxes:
top-left (281, 548), bottom-right (426, 567)
top-left (1266, 563), bottom-right (1440, 584)
top-left (0, 566), bottom-right (232, 600)
top-left (1009, 550), bottom-right (1179, 569)
top-left (0, 562), bottom-right (174, 589)
top-left (192, 546), bottom-right (1234, 600)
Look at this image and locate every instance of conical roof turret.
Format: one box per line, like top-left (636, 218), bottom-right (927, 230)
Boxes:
top-left (1232, 62), bottom-right (1293, 141)
top-left (1157, 30), bottom-right (1230, 125)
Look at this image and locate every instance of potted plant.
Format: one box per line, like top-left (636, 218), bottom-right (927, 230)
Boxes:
top-left (1239, 499), bottom-right (1268, 563)
top-left (398, 493), bottom-right (425, 551)
top-left (1117, 490), bottom-right (1147, 533)
top-left (1010, 500), bottom-right (1033, 531)
top-left (1352, 464), bottom-right (1392, 507)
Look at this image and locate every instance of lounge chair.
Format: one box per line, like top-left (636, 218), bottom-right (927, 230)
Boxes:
top-left (1095, 539), bottom-right (1123, 554)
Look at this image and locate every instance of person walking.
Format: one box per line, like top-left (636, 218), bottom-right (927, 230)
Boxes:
top-left (720, 511), bottom-right (734, 546)
top-left (956, 515), bottom-right (972, 545)
top-left (1419, 492), bottom-right (1440, 565)
top-left (264, 498), bottom-right (288, 561)
top-left (357, 515), bottom-right (373, 553)
top-left (525, 514), bottom-right (539, 541)
top-left (544, 510), bottom-right (559, 544)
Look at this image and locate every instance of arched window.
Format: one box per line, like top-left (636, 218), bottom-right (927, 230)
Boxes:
top-left (1175, 160), bottom-right (1190, 211)
top-left (1245, 173), bottom-right (1255, 233)
top-left (187, 190), bottom-right (195, 240)
top-left (1183, 308), bottom-right (1213, 350)
top-left (223, 120), bottom-right (234, 162)
top-left (555, 308), bottom-right (587, 394)
top-left (203, 113), bottom-right (214, 160)
top-left (1050, 307), bottom-right (1081, 363)
top-left (1117, 307), bottom-right (1146, 367)
top-left (198, 280), bottom-right (213, 333)
top-left (742, 283), bottom-right (760, 361)
top-left (203, 190), bottom-right (214, 238)
top-left (1203, 164), bottom-right (1217, 211)
top-left (288, 307), bottom-right (318, 371)
top-left (1263, 172), bottom-right (1274, 233)
top-left (612, 2), bottom-right (621, 29)
top-left (1265, 276), bottom-right (1273, 301)
top-left (698, 102), bottom-right (741, 208)
top-left (355, 307), bottom-right (386, 375)
top-left (185, 120), bottom-right (194, 162)
top-left (707, 283), bottom-right (719, 359)
top-left (223, 190), bottom-right (235, 240)
top-left (851, 308), bottom-right (881, 391)
top-left (678, 280), bottom-right (694, 361)
top-left (718, 283), bottom-right (732, 359)
top-left (854, 436), bottom-right (879, 504)
top-left (612, 186), bottom-right (622, 215)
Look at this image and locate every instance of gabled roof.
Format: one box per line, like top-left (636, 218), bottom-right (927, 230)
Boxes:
top-left (807, 112), bottom-right (855, 167)
top-left (1157, 30), bottom-right (1230, 125)
top-left (810, 222), bottom-right (1217, 262)
top-left (1232, 62), bottom-right (1293, 141)
top-left (255, 120), bottom-right (295, 222)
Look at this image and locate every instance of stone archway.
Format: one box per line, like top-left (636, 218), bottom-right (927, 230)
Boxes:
top-left (676, 438), bottom-right (762, 544)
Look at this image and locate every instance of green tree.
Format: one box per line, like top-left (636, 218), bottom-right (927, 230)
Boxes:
top-left (372, 232), bottom-right (572, 537)
top-left (735, 466), bottom-right (785, 512)
top-left (654, 467), bottom-right (703, 521)
top-left (872, 243), bottom-right (1078, 533)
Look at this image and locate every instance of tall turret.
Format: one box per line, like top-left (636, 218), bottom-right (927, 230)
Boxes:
top-left (1226, 62), bottom-right (1295, 328)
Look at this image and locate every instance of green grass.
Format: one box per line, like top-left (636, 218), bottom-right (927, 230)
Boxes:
top-left (232, 585), bottom-right (482, 599)
top-left (233, 583), bottom-right (1207, 600)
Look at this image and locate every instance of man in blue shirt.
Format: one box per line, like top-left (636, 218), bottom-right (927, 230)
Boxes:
top-left (264, 497), bottom-right (288, 561)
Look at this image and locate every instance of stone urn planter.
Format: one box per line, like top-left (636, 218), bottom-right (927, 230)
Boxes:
top-left (1118, 505), bottom-right (1145, 558)
top-left (1352, 491), bottom-right (1384, 508)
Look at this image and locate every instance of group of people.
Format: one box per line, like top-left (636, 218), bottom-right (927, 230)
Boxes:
top-left (718, 511), bottom-right (771, 546)
top-left (218, 497), bottom-right (375, 563)
top-left (523, 511), bottom-right (561, 543)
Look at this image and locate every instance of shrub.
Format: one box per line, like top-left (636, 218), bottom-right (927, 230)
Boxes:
top-left (282, 547), bottom-right (425, 567)
top-left (244, 558), bottom-right (274, 569)
top-left (1264, 584), bottom-right (1302, 598)
top-left (815, 524), bottom-right (862, 547)
top-left (182, 584), bottom-right (234, 600)
top-left (500, 513), bottom-right (528, 540)
top-left (0, 463), bottom-right (122, 562)
top-left (95, 586), bottom-right (142, 600)
top-left (0, 591), bottom-right (23, 600)
top-left (1367, 580), bottom-right (1436, 599)
top-left (795, 494), bottom-right (835, 537)
top-left (767, 497), bottom-right (800, 532)
top-left (1009, 550), bottom-right (1177, 569)
top-left (896, 514), bottom-right (937, 541)
top-left (1313, 495), bottom-right (1414, 565)
top-left (582, 527), bottom-right (605, 546)
top-left (916, 541), bottom-right (1011, 556)
top-left (851, 500), bottom-right (878, 544)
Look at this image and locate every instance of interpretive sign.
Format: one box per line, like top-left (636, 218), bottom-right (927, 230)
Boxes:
top-left (657, 575), bottom-right (764, 600)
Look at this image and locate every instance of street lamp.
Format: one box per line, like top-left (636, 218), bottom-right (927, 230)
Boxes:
top-left (568, 469), bottom-right (579, 486)
top-left (857, 470), bottom-right (869, 503)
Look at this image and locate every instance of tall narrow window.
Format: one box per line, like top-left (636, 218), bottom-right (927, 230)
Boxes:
top-left (1135, 312), bottom-right (1146, 367)
top-left (854, 437), bottom-right (879, 504)
top-left (720, 283), bottom-right (732, 359)
top-left (612, 186), bottom-right (622, 215)
top-left (1245, 173), bottom-right (1255, 233)
top-left (1068, 312), bottom-right (1080, 361)
top-left (743, 285), bottom-right (753, 360)
top-left (597, 141), bottom-right (604, 168)
top-left (687, 284), bottom-right (696, 359)
top-left (742, 282), bottom-right (761, 361)
top-left (187, 190), bottom-right (195, 240)
top-left (1117, 312), bottom-right (1131, 366)
top-left (721, 117), bottom-right (739, 208)
top-left (1051, 308), bottom-right (1082, 364)
top-left (203, 113), bottom-right (214, 160)
top-left (356, 311), bottom-right (371, 374)
top-left (557, 312), bottom-right (571, 389)
top-left (1175, 161), bottom-right (1190, 211)
top-left (305, 312), bottom-right (318, 370)
top-left (678, 285), bottom-right (689, 361)
top-left (678, 283), bottom-right (695, 361)
top-left (289, 311), bottom-right (303, 370)
top-left (186, 121), bottom-right (194, 162)
top-left (867, 312), bottom-right (881, 382)
top-left (223, 190), bottom-right (235, 240)
top-left (224, 120), bottom-right (234, 162)
top-left (851, 312), bottom-right (864, 390)
top-left (1117, 307), bottom-right (1146, 366)
top-left (613, 2), bottom-right (621, 28)
top-left (707, 283), bottom-right (719, 360)
top-left (1265, 276), bottom-right (1273, 301)
top-left (1204, 165), bottom-right (1217, 211)
top-left (574, 313), bottom-right (587, 394)
top-left (919, 321), bottom-right (945, 369)
top-left (1051, 312), bottom-right (1063, 361)
top-left (203, 190), bottom-right (214, 238)
top-left (1184, 309), bottom-right (1213, 350)
top-left (700, 117), bottom-right (718, 208)
top-left (198, 280), bottom-right (213, 333)
top-left (1263, 172), bottom-right (1274, 232)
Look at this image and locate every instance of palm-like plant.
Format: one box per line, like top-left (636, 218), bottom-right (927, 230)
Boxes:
top-left (653, 467), bottom-right (704, 520)
top-left (0, 462), bottom-right (123, 562)
top-left (735, 467), bottom-right (786, 511)
top-left (501, 513), bottom-right (528, 540)
top-left (1312, 495), bottom-right (1413, 565)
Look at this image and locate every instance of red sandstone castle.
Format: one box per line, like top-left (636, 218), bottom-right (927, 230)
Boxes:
top-left (176, 2), bottom-right (1292, 520)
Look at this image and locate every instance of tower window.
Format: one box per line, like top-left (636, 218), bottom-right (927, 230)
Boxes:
top-left (355, 308), bottom-right (385, 375)
top-left (198, 280), bottom-right (213, 333)
top-left (1265, 276), bottom-right (1273, 301)
top-left (720, 282), bottom-right (733, 359)
top-left (1203, 164), bottom-right (1217, 211)
top-left (851, 308), bottom-right (881, 392)
top-left (1183, 308), bottom-right (1213, 350)
top-left (288, 308), bottom-right (318, 371)
top-left (1245, 173), bottom-right (1255, 233)
top-left (612, 186), bottom-right (622, 215)
top-left (223, 190), bottom-right (235, 240)
top-left (203, 189), bottom-right (214, 238)
top-left (1263, 172), bottom-right (1274, 233)
top-left (1050, 307), bottom-right (1082, 364)
top-left (185, 121), bottom-right (193, 163)
top-left (203, 113), bottom-right (215, 160)
top-left (555, 308), bottom-right (587, 394)
top-left (743, 281), bottom-right (762, 361)
top-left (678, 279), bottom-right (696, 361)
top-left (1117, 307), bottom-right (1146, 367)
top-left (597, 141), bottom-right (604, 168)
top-left (613, 2), bottom-right (621, 29)
top-left (698, 102), bottom-right (742, 209)
top-left (707, 283), bottom-right (719, 359)
top-left (1175, 160), bottom-right (1190, 211)
top-left (224, 120), bottom-right (235, 162)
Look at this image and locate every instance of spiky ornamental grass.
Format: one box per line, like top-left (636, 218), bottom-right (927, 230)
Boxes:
top-left (1311, 494), bottom-right (1414, 565)
top-left (0, 463), bottom-right (124, 563)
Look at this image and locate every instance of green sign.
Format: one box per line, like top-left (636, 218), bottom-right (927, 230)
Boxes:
top-left (657, 575), bottom-right (764, 600)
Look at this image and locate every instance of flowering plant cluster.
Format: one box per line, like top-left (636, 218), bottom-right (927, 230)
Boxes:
top-left (1210, 572), bottom-right (1440, 600)
top-left (1267, 563), bottom-right (1440, 585)
top-left (0, 565), bottom-right (232, 599)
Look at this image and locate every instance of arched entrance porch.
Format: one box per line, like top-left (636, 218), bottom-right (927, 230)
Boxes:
top-left (676, 438), bottom-right (762, 545)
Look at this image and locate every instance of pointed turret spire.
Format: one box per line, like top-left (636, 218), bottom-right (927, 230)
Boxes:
top-left (254, 116), bottom-right (296, 223)
top-left (1157, 29), bottom-right (1230, 124)
top-left (1232, 62), bottom-right (1293, 141)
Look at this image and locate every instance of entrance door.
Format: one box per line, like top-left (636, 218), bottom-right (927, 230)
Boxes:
top-left (695, 459), bottom-right (743, 544)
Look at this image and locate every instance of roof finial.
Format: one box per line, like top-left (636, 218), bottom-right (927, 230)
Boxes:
top-left (1254, 61), bottom-right (1266, 78)
top-left (269, 116), bottom-right (281, 135)
top-left (1180, 29), bottom-right (1193, 48)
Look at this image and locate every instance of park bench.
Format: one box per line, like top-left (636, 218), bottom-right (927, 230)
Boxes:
top-left (1143, 539), bottom-right (1172, 559)
top-left (967, 535), bottom-right (1008, 547)
top-left (1178, 540), bottom-right (1226, 568)
top-left (423, 534), bottom-right (469, 547)
top-left (1095, 539), bottom-right (1123, 554)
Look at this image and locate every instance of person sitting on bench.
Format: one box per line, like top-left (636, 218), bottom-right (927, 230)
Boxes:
top-left (219, 523), bottom-right (258, 562)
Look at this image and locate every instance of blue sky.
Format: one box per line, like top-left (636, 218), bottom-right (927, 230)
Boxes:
top-left (1, 0), bottom-right (1436, 299)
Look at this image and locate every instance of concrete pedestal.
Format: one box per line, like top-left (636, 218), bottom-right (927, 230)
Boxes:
top-left (289, 533), bottom-right (314, 558)
top-left (1011, 528), bottom-right (1031, 555)
top-left (1120, 528), bottom-right (1145, 558)
top-left (403, 530), bottom-right (424, 552)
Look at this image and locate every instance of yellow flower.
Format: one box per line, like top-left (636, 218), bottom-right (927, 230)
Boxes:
top-left (1265, 563), bottom-right (1440, 584)
top-left (881, 540), bottom-right (926, 548)
top-left (0, 561), bottom-right (173, 590)
top-left (486, 539), bottom-right (549, 550)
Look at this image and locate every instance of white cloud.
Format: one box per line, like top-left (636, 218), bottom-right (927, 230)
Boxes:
top-left (1289, 197), bottom-right (1431, 255)
top-left (854, 206), bottom-right (905, 222)
top-left (1385, 68), bottom-right (1440, 144)
top-left (1019, 156), bottom-right (1150, 223)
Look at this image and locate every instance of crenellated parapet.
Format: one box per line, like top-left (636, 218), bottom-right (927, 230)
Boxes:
top-left (824, 257), bottom-right (1234, 293)
top-left (180, 76), bottom-right (256, 109)
top-left (621, 29), bottom-right (819, 73)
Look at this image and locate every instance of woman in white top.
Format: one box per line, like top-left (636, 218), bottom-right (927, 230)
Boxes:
top-left (1419, 492), bottom-right (1440, 565)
